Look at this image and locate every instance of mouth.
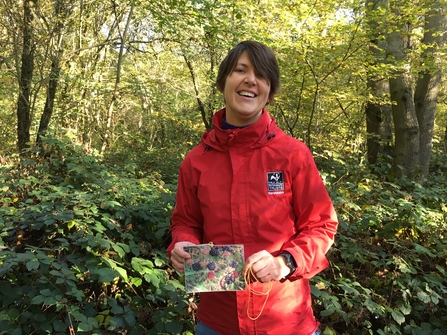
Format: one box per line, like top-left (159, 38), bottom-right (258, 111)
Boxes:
top-left (238, 91), bottom-right (256, 98)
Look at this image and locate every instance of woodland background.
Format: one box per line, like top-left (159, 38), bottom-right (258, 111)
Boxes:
top-left (1, 0), bottom-right (447, 334)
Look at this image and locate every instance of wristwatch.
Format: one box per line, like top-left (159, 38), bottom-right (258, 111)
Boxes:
top-left (279, 252), bottom-right (297, 278)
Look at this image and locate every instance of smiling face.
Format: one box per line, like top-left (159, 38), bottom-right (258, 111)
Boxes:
top-left (221, 51), bottom-right (271, 127)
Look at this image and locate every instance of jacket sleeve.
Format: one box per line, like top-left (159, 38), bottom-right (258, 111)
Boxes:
top-left (282, 144), bottom-right (338, 280)
top-left (167, 154), bottom-right (203, 256)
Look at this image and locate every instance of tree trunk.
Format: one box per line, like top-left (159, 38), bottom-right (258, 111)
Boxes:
top-left (183, 51), bottom-right (211, 130)
top-left (16, 0), bottom-right (36, 153)
top-left (414, 0), bottom-right (447, 178)
top-left (366, 77), bottom-right (394, 164)
top-left (365, 0), bottom-right (393, 165)
top-left (100, 3), bottom-right (134, 154)
top-left (387, 21), bottom-right (420, 178)
top-left (389, 73), bottom-right (419, 178)
top-left (37, 0), bottom-right (67, 144)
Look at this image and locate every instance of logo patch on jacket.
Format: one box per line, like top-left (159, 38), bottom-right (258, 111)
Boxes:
top-left (267, 171), bottom-right (284, 195)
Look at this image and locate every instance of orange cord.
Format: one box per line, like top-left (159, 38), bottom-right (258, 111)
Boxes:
top-left (244, 265), bottom-right (273, 320)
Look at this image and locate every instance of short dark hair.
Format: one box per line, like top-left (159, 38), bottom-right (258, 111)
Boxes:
top-left (216, 41), bottom-right (280, 101)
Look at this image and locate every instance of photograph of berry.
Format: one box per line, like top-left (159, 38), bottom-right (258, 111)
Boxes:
top-left (183, 244), bottom-right (245, 293)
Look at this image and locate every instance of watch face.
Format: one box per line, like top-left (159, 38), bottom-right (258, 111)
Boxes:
top-left (282, 253), bottom-right (296, 272)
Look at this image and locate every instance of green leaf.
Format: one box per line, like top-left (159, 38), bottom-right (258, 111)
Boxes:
top-left (391, 310), bottom-right (405, 325)
top-left (131, 257), bottom-right (154, 273)
top-left (34, 313), bottom-right (46, 322)
top-left (117, 243), bottom-right (130, 253)
top-left (322, 327), bottom-right (337, 335)
top-left (130, 277), bottom-right (143, 287)
top-left (40, 289), bottom-right (53, 297)
top-left (100, 257), bottom-right (128, 281)
top-left (115, 266), bottom-right (128, 281)
top-left (7, 308), bottom-right (20, 319)
top-left (111, 304), bottom-right (124, 315)
top-left (144, 272), bottom-right (161, 288)
top-left (44, 297), bottom-right (58, 306)
top-left (105, 200), bottom-right (122, 208)
top-left (26, 259), bottom-right (40, 271)
top-left (417, 291), bottom-right (431, 303)
top-left (97, 268), bottom-right (117, 282)
top-left (53, 320), bottom-right (67, 332)
top-left (112, 244), bottom-right (126, 258)
top-left (165, 322), bottom-right (183, 333)
top-left (337, 281), bottom-right (360, 295)
top-left (398, 303), bottom-right (411, 315)
top-left (124, 311), bottom-right (136, 326)
top-left (77, 317), bottom-right (98, 331)
top-left (70, 309), bottom-right (87, 322)
top-left (320, 308), bottom-right (335, 317)
top-left (31, 295), bottom-right (45, 305)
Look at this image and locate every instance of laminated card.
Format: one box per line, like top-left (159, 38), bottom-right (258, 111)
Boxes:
top-left (183, 244), bottom-right (246, 293)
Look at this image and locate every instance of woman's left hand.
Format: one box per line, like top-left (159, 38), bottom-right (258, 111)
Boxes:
top-left (244, 250), bottom-right (290, 282)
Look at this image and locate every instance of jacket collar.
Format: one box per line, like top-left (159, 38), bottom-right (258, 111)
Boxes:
top-left (202, 108), bottom-right (280, 150)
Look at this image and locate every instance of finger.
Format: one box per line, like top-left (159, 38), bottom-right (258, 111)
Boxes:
top-left (254, 267), bottom-right (271, 281)
top-left (244, 250), bottom-right (268, 270)
top-left (174, 249), bottom-right (190, 260)
top-left (171, 255), bottom-right (186, 273)
top-left (251, 258), bottom-right (267, 273)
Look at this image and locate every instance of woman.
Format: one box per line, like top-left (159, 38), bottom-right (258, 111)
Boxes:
top-left (168, 41), bottom-right (338, 335)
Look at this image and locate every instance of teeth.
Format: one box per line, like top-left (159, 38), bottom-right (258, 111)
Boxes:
top-left (239, 91), bottom-right (255, 98)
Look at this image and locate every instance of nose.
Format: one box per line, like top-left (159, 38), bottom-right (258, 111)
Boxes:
top-left (244, 70), bottom-right (256, 85)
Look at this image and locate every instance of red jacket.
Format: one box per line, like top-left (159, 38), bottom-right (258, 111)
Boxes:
top-left (168, 109), bottom-right (338, 335)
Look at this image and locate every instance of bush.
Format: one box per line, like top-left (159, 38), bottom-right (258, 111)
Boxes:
top-left (0, 134), bottom-right (192, 335)
top-left (312, 148), bottom-right (447, 335)
top-left (2, 133), bottom-right (447, 335)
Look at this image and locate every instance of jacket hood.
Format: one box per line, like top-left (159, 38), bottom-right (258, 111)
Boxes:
top-left (201, 108), bottom-right (284, 151)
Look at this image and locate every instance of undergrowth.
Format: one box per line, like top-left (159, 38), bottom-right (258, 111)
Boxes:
top-left (312, 147), bottom-right (447, 335)
top-left (1, 133), bottom-right (446, 334)
top-left (0, 134), bottom-right (192, 335)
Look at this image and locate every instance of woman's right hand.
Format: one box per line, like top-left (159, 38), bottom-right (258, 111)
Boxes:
top-left (170, 241), bottom-right (196, 273)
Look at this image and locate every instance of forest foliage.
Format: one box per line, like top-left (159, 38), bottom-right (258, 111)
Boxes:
top-left (1, 133), bottom-right (446, 334)
top-left (1, 0), bottom-right (447, 334)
